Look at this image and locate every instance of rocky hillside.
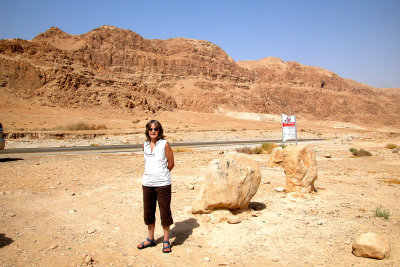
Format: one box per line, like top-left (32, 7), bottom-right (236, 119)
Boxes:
top-left (0, 25), bottom-right (399, 124)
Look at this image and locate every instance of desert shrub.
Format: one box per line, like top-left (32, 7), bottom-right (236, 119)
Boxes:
top-left (374, 205), bottom-right (390, 219)
top-left (356, 149), bottom-right (372, 157)
top-left (385, 144), bottom-right (397, 149)
top-left (349, 148), bottom-right (371, 156)
top-left (236, 147), bottom-right (261, 154)
top-left (65, 122), bottom-right (107, 131)
top-left (172, 147), bottom-right (193, 153)
top-left (90, 124), bottom-right (107, 130)
top-left (236, 143), bottom-right (277, 154)
top-left (349, 148), bottom-right (358, 153)
top-left (261, 142), bottom-right (278, 154)
top-left (66, 122), bottom-right (91, 131)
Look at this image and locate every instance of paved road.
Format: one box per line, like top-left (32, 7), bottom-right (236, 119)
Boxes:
top-left (0, 139), bottom-right (323, 155)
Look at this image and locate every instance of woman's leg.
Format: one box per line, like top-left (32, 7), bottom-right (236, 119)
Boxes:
top-left (155, 185), bottom-right (173, 252)
top-left (138, 186), bottom-right (157, 248)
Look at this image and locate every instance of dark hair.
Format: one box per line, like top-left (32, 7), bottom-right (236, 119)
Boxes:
top-left (145, 120), bottom-right (165, 142)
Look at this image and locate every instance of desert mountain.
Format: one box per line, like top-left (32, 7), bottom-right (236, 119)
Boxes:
top-left (1, 25), bottom-right (399, 125)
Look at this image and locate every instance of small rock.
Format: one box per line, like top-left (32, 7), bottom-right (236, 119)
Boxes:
top-left (317, 222), bottom-right (323, 225)
top-left (251, 211), bottom-right (260, 217)
top-left (49, 244), bottom-right (58, 250)
top-left (392, 149), bottom-right (398, 153)
top-left (68, 209), bottom-right (77, 214)
top-left (187, 185), bottom-right (195, 190)
top-left (70, 192), bottom-right (76, 196)
top-left (275, 187), bottom-right (285, 192)
top-left (323, 153), bottom-right (331, 158)
top-left (227, 216), bottom-right (241, 224)
top-left (87, 229), bottom-right (97, 234)
top-left (84, 255), bottom-right (93, 264)
top-left (204, 257), bottom-right (211, 262)
top-left (218, 149), bottom-right (224, 154)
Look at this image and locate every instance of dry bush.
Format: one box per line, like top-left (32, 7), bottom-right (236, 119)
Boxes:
top-left (65, 122), bottom-right (107, 131)
top-left (172, 147), bottom-right (193, 153)
top-left (236, 142), bottom-right (277, 155)
top-left (385, 144), bottom-right (397, 149)
top-left (261, 142), bottom-right (278, 154)
top-left (349, 148), bottom-right (372, 157)
top-left (374, 205), bottom-right (390, 219)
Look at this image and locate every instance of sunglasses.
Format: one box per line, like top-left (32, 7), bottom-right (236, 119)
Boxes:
top-left (149, 128), bottom-right (159, 132)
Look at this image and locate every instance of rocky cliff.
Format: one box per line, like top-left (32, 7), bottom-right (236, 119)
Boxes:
top-left (1, 25), bottom-right (398, 124)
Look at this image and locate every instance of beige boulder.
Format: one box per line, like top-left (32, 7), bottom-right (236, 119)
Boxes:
top-left (283, 145), bottom-right (317, 193)
top-left (352, 232), bottom-right (390, 259)
top-left (268, 147), bottom-right (284, 167)
top-left (192, 152), bottom-right (261, 214)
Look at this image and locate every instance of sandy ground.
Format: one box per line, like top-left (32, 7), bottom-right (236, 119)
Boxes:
top-left (1, 109), bottom-right (400, 266)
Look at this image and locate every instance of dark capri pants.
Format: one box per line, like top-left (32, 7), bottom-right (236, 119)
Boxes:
top-left (142, 185), bottom-right (174, 226)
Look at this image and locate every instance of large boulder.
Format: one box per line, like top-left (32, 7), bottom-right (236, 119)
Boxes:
top-left (352, 232), bottom-right (390, 259)
top-left (192, 152), bottom-right (261, 214)
top-left (283, 145), bottom-right (317, 193)
top-left (268, 147), bottom-right (284, 167)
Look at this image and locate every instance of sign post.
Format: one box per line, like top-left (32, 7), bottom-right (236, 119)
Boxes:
top-left (282, 113), bottom-right (297, 145)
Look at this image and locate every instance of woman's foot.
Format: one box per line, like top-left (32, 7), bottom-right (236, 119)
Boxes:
top-left (137, 238), bottom-right (156, 250)
top-left (162, 240), bottom-right (172, 253)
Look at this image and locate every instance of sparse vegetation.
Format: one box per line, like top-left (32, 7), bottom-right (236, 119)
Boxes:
top-left (374, 205), bottom-right (390, 219)
top-left (349, 148), bottom-right (358, 153)
top-left (132, 119), bottom-right (141, 124)
top-left (261, 142), bottom-right (278, 154)
top-left (385, 143), bottom-right (397, 149)
top-left (236, 142), bottom-right (277, 154)
top-left (65, 122), bottom-right (107, 131)
top-left (349, 148), bottom-right (372, 157)
top-left (172, 147), bottom-right (193, 153)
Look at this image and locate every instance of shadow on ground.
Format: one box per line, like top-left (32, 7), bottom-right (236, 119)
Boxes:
top-left (158, 218), bottom-right (200, 247)
top-left (0, 158), bottom-right (24, 163)
top-left (0, 233), bottom-right (14, 248)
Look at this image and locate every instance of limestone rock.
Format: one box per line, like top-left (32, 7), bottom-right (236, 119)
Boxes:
top-left (268, 147), bottom-right (284, 167)
top-left (352, 232), bottom-right (390, 259)
top-left (283, 145), bottom-right (317, 193)
top-left (323, 153), bottom-right (331, 158)
top-left (192, 152), bottom-right (261, 214)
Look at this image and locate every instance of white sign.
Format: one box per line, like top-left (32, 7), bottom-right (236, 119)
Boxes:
top-left (282, 113), bottom-right (297, 144)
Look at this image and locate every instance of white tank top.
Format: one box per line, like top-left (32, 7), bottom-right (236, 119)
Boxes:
top-left (142, 139), bottom-right (171, 187)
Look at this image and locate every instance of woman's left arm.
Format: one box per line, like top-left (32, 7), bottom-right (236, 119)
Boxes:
top-left (165, 142), bottom-right (175, 171)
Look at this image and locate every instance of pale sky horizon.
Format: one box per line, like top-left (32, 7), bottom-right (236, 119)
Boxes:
top-left (1, 0), bottom-right (399, 88)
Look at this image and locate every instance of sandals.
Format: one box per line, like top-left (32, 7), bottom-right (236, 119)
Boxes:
top-left (162, 240), bottom-right (172, 253)
top-left (137, 238), bottom-right (171, 253)
top-left (137, 238), bottom-right (156, 250)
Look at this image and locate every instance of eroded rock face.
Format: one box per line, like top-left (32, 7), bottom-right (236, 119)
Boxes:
top-left (268, 147), bottom-right (284, 167)
top-left (1, 26), bottom-right (399, 124)
top-left (192, 152), bottom-right (261, 214)
top-left (352, 232), bottom-right (390, 259)
top-left (283, 145), bottom-right (317, 193)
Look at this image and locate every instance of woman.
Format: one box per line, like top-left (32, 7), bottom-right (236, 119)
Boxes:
top-left (137, 120), bottom-right (174, 253)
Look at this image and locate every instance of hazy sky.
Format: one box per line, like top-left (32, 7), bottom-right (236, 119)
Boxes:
top-left (1, 0), bottom-right (399, 88)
